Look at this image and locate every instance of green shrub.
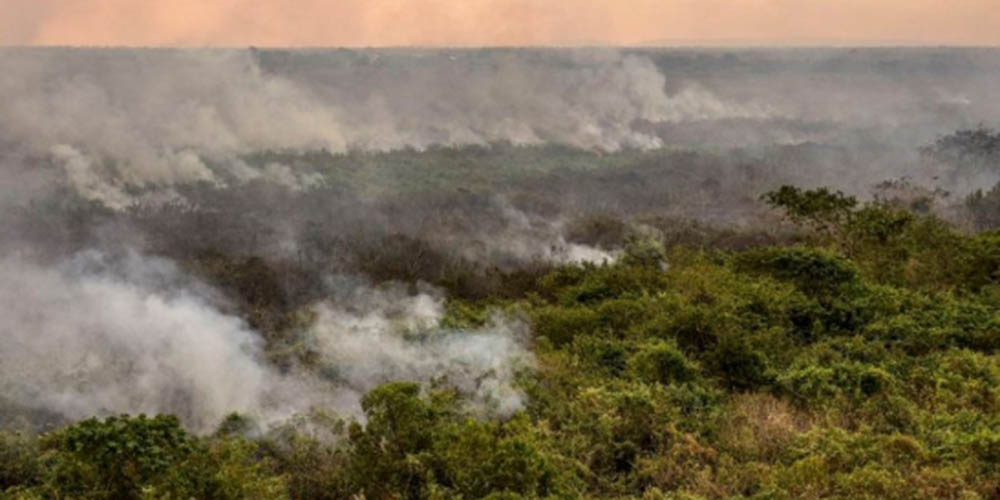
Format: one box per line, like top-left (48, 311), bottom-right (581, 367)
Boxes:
top-left (735, 246), bottom-right (860, 297)
top-left (629, 340), bottom-right (700, 385)
top-left (41, 415), bottom-right (197, 500)
top-left (763, 185), bottom-right (857, 236)
top-left (707, 337), bottom-right (774, 391)
top-left (573, 335), bottom-right (630, 378)
top-left (779, 362), bottom-right (893, 406)
top-left (532, 306), bottom-right (602, 346)
top-left (0, 431), bottom-right (40, 492)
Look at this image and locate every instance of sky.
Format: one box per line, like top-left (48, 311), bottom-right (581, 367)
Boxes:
top-left (1, 0), bottom-right (999, 47)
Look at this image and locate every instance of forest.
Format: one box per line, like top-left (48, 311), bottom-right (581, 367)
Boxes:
top-left (6, 141), bottom-right (1000, 498)
top-left (4, 48), bottom-right (1000, 499)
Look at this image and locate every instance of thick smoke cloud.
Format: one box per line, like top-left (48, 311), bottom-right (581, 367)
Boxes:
top-left (3, 48), bottom-right (1000, 433)
top-left (2, 48), bottom-right (999, 210)
top-left (310, 280), bottom-right (533, 416)
top-left (0, 252), bottom-right (532, 432)
top-left (0, 48), bottom-right (770, 207)
top-left (0, 252), bottom-right (282, 431)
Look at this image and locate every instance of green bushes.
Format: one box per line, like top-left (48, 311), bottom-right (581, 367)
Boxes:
top-left (494, 210), bottom-right (1000, 498)
top-left (43, 415), bottom-right (197, 500)
top-left (530, 221), bottom-right (1000, 496)
top-left (532, 305), bottom-right (603, 346)
top-left (0, 431), bottom-right (40, 492)
top-left (707, 337), bottom-right (774, 391)
top-left (337, 382), bottom-right (580, 500)
top-left (763, 184), bottom-right (1000, 293)
top-left (762, 185), bottom-right (857, 235)
top-left (734, 246), bottom-right (860, 297)
top-left (346, 382), bottom-right (451, 499)
top-left (778, 362), bottom-right (892, 404)
top-left (2, 415), bottom-right (287, 500)
top-left (629, 340), bottom-right (700, 385)
top-left (12, 183), bottom-right (1000, 499)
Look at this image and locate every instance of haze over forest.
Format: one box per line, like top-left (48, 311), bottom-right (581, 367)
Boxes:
top-left (4, 38), bottom-right (1000, 500)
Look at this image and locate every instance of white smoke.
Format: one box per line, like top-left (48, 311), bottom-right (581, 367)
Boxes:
top-left (0, 251), bottom-right (532, 432)
top-left (308, 281), bottom-right (533, 416)
top-left (455, 199), bottom-right (620, 266)
top-left (0, 252), bottom-right (283, 431)
top-left (50, 144), bottom-right (134, 209)
top-left (227, 160), bottom-right (325, 191)
top-left (0, 48), bottom-right (769, 207)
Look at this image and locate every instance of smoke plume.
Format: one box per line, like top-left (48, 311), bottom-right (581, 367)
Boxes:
top-left (0, 252), bottom-right (532, 431)
top-left (3, 47), bottom-right (1000, 433)
top-left (0, 48), bottom-right (774, 206)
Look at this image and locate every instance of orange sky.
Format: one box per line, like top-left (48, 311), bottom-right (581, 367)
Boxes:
top-left (2, 0), bottom-right (999, 47)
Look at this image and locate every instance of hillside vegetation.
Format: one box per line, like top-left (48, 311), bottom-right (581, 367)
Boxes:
top-left (6, 185), bottom-right (1000, 500)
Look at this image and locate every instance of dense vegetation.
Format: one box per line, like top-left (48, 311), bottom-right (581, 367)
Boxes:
top-left (6, 180), bottom-right (1000, 499)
